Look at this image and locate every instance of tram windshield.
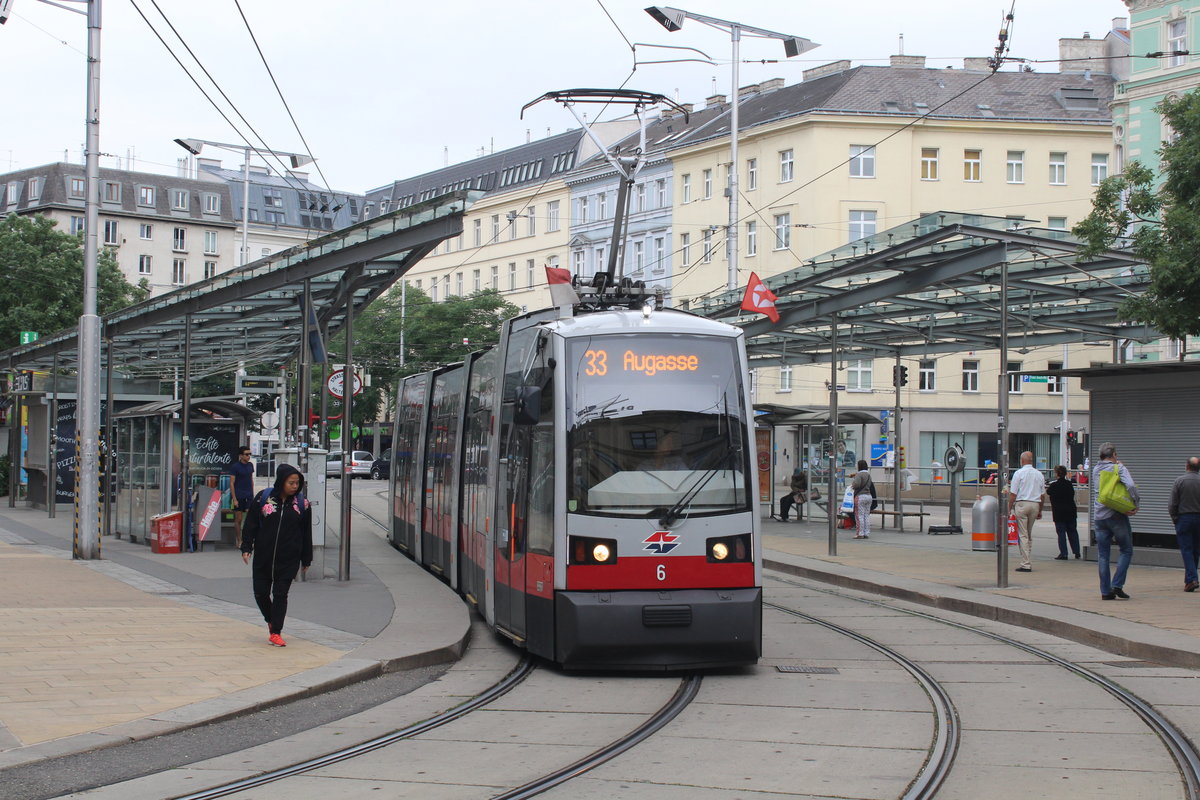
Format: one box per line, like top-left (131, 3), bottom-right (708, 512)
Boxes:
top-left (566, 334), bottom-right (751, 519)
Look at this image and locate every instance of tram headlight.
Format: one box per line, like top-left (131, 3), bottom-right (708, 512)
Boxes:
top-left (706, 533), bottom-right (752, 563)
top-left (569, 536), bottom-right (618, 565)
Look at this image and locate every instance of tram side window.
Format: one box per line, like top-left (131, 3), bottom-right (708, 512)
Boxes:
top-left (526, 374), bottom-right (555, 556)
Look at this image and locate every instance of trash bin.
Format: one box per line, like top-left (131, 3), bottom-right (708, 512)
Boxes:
top-left (150, 512), bottom-right (183, 554)
top-left (971, 495), bottom-right (998, 551)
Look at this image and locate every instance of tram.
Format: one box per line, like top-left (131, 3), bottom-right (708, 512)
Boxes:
top-left (387, 278), bottom-right (761, 670)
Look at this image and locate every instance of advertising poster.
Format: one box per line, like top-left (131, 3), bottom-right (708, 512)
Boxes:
top-left (755, 427), bottom-right (772, 502)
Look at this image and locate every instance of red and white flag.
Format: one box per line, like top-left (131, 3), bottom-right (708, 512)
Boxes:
top-left (545, 265), bottom-right (580, 307)
top-left (741, 271), bottom-right (780, 323)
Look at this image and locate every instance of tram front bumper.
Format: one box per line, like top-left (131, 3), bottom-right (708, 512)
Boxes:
top-left (555, 587), bottom-right (762, 671)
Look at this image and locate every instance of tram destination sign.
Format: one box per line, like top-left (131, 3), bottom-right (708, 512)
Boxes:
top-left (236, 375), bottom-right (282, 394)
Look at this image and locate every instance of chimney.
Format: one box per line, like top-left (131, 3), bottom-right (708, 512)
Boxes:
top-left (706, 93), bottom-right (727, 107)
top-left (1059, 33), bottom-right (1107, 74)
top-left (758, 78), bottom-right (785, 92)
top-left (803, 59), bottom-right (851, 81)
top-left (963, 57), bottom-right (991, 71)
top-left (738, 83), bottom-right (760, 97)
top-left (889, 54), bottom-right (926, 68)
top-left (1113, 17), bottom-right (1128, 31)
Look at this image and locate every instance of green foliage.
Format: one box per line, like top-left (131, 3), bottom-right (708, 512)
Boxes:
top-left (324, 286), bottom-right (519, 425)
top-left (0, 214), bottom-right (148, 347)
top-left (1072, 91), bottom-right (1200, 339)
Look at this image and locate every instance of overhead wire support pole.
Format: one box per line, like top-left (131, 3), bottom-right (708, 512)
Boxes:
top-left (997, 250), bottom-right (1010, 588)
top-left (338, 306), bottom-right (354, 582)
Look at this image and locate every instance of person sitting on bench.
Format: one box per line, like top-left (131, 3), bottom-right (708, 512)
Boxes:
top-left (779, 468), bottom-right (808, 521)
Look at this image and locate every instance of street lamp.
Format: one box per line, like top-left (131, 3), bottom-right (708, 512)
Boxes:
top-left (645, 6), bottom-right (818, 291)
top-left (174, 138), bottom-right (313, 267)
top-left (3, 0), bottom-right (104, 558)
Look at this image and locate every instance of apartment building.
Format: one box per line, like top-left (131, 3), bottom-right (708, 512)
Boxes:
top-left (364, 124), bottom-right (636, 311)
top-left (0, 162), bottom-right (236, 296)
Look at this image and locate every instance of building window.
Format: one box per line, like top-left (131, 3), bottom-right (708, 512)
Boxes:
top-left (1007, 361), bottom-right (1022, 393)
top-left (702, 229), bottom-right (714, 263)
top-left (1047, 361), bottom-right (1064, 394)
top-left (847, 359), bottom-right (872, 390)
top-left (634, 183), bottom-right (646, 212)
top-left (203, 193), bottom-right (220, 214)
top-left (263, 190), bottom-right (283, 209)
top-left (547, 200), bottom-right (560, 232)
top-left (774, 213), bottom-right (791, 249)
top-left (28, 177), bottom-right (42, 201)
top-left (102, 220), bottom-right (118, 245)
top-left (848, 210), bottom-right (876, 241)
top-left (473, 218), bottom-right (482, 247)
top-left (963, 149), bottom-right (982, 181)
top-left (702, 169), bottom-right (713, 199)
top-left (1047, 217), bottom-right (1068, 234)
top-left (508, 262), bottom-right (516, 291)
top-left (573, 249), bottom-right (585, 273)
top-left (527, 206), bottom-right (536, 236)
top-left (204, 260), bottom-right (217, 280)
top-left (430, 281), bottom-right (438, 302)
top-left (1049, 152), bottom-right (1067, 185)
top-left (509, 213), bottom-right (518, 240)
top-left (69, 177), bottom-right (85, 198)
top-left (746, 221), bottom-right (757, 256)
top-left (172, 259), bottom-right (186, 285)
top-left (139, 223), bottom-right (152, 240)
top-left (920, 148), bottom-right (939, 180)
top-left (1168, 18), bottom-right (1187, 67)
top-left (460, 271), bottom-right (468, 295)
top-left (962, 360), bottom-right (979, 392)
top-left (680, 232), bottom-right (690, 263)
top-left (652, 237), bottom-right (665, 271)
top-left (138, 186), bottom-right (155, 206)
top-left (4, 182), bottom-right (18, 205)
top-left (656, 179), bottom-right (667, 207)
top-left (491, 214), bottom-right (501, 240)
top-left (203, 231), bottom-right (217, 255)
top-left (746, 158), bottom-right (758, 190)
top-left (849, 145), bottom-right (875, 178)
top-left (490, 264), bottom-right (498, 289)
top-left (633, 240), bottom-right (644, 272)
top-left (1006, 150), bottom-right (1024, 183)
top-left (526, 259), bottom-right (535, 287)
top-left (173, 227), bottom-right (186, 251)
top-left (681, 174), bottom-right (691, 203)
top-left (172, 189), bottom-right (189, 210)
top-left (779, 149), bottom-right (794, 182)
top-left (443, 275), bottom-right (451, 300)
top-left (138, 255), bottom-right (152, 275)
top-left (779, 364), bottom-right (792, 391)
top-left (919, 359), bottom-right (935, 391)
top-left (70, 216), bottom-right (85, 235)
top-left (1091, 153), bottom-right (1108, 185)
top-left (101, 181), bottom-right (120, 202)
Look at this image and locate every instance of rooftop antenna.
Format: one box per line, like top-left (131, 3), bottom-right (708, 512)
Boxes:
top-left (443, 146), bottom-right (448, 167)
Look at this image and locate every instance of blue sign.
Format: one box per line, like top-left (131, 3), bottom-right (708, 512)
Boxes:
top-left (870, 444), bottom-right (893, 467)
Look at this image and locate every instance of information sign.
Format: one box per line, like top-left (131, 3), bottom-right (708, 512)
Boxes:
top-left (1021, 375), bottom-right (1049, 383)
top-left (236, 375), bottom-right (282, 394)
top-left (326, 371), bottom-right (362, 399)
top-left (19, 331), bottom-right (38, 345)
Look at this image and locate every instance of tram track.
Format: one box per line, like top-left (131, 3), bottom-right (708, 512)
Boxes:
top-left (766, 571), bottom-right (1200, 800)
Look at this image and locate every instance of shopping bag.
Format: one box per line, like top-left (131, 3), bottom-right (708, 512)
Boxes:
top-left (1098, 467), bottom-right (1136, 514)
top-left (841, 488), bottom-right (855, 514)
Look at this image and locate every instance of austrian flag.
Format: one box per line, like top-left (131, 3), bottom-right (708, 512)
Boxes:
top-left (741, 272), bottom-right (780, 323)
top-left (545, 265), bottom-right (580, 307)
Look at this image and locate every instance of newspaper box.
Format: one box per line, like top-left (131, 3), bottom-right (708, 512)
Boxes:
top-left (150, 512), bottom-right (183, 554)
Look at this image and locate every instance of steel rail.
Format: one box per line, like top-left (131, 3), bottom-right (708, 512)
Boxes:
top-left (768, 573), bottom-right (1200, 800)
top-left (490, 674), bottom-right (702, 800)
top-left (764, 601), bottom-right (959, 800)
top-left (171, 656), bottom-right (536, 800)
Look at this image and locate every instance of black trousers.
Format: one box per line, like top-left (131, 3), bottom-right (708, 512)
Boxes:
top-left (779, 494), bottom-right (804, 521)
top-left (253, 564), bottom-right (298, 634)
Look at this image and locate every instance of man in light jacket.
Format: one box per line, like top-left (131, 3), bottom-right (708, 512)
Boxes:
top-left (1092, 442), bottom-right (1138, 601)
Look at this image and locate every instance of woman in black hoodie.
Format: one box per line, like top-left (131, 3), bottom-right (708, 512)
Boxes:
top-left (241, 464), bottom-right (312, 646)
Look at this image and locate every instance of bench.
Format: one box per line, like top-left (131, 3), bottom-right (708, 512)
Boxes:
top-left (872, 502), bottom-right (929, 532)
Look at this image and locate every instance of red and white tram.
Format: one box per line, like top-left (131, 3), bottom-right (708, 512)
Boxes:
top-left (388, 288), bottom-right (761, 670)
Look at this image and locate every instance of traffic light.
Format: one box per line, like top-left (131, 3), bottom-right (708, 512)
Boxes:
top-left (892, 365), bottom-right (909, 387)
top-left (1066, 430), bottom-right (1077, 446)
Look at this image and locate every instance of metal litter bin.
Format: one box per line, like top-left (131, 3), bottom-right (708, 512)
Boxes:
top-left (971, 495), bottom-right (998, 551)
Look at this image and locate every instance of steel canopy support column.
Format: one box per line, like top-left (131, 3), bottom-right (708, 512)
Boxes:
top-left (103, 334), bottom-right (114, 536)
top-left (49, 353), bottom-right (59, 519)
top-left (298, 279), bottom-right (312, 471)
top-left (181, 315), bottom-right (193, 550)
top-left (828, 317), bottom-right (838, 557)
top-left (338, 300), bottom-right (354, 581)
top-left (75, 0), bottom-right (103, 560)
top-left (997, 250), bottom-right (1010, 588)
top-left (894, 351), bottom-right (902, 519)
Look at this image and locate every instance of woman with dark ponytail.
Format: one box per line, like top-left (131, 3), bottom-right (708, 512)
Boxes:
top-left (241, 464), bottom-right (312, 646)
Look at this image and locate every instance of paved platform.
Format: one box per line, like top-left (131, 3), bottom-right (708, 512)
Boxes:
top-left (0, 490), bottom-right (1196, 773)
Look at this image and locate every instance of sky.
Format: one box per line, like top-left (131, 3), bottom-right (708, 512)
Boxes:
top-left (0, 0), bottom-right (1130, 195)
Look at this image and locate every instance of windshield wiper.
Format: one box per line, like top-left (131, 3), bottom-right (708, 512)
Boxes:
top-left (657, 463), bottom-right (722, 528)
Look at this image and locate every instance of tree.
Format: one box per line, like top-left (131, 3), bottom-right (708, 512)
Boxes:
top-left (0, 213), bottom-right (148, 347)
top-left (1073, 90), bottom-right (1200, 340)
top-left (324, 286), bottom-right (519, 427)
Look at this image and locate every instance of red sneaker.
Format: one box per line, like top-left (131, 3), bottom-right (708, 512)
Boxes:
top-left (268, 633), bottom-right (287, 647)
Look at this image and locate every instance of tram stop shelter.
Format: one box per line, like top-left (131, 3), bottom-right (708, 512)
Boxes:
top-left (1, 191), bottom-right (476, 565)
top-left (694, 211), bottom-right (1154, 573)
